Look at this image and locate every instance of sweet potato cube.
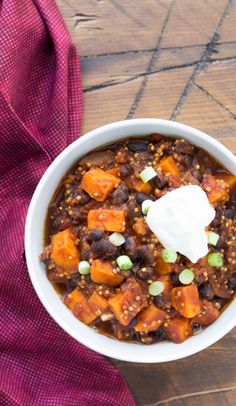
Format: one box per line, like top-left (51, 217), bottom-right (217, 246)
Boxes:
top-left (156, 256), bottom-right (173, 275)
top-left (91, 259), bottom-right (123, 287)
top-left (88, 209), bottom-right (125, 232)
top-left (106, 167), bottom-right (120, 177)
top-left (193, 299), bottom-right (219, 326)
top-left (81, 168), bottom-right (121, 201)
top-left (64, 289), bottom-right (97, 324)
top-left (216, 173), bottom-right (236, 190)
top-left (108, 281), bottom-right (146, 326)
top-left (202, 174), bottom-right (229, 205)
top-left (126, 175), bottom-right (152, 193)
top-left (88, 291), bottom-right (109, 316)
top-left (51, 228), bottom-right (80, 273)
top-left (135, 304), bottom-right (167, 332)
top-left (171, 285), bottom-right (201, 318)
top-left (133, 218), bottom-right (148, 235)
top-left (164, 317), bottom-right (192, 343)
top-left (158, 156), bottom-right (181, 178)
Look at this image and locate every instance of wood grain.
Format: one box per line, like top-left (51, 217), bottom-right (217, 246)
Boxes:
top-left (57, 0), bottom-right (236, 405)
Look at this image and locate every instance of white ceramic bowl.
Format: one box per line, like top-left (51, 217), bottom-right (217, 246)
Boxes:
top-left (25, 119), bottom-right (236, 363)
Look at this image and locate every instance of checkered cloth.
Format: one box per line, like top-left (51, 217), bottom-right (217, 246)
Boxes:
top-left (0, 1), bottom-right (135, 405)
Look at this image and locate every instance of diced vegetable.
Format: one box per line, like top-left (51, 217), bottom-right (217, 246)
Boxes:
top-left (155, 256), bottom-right (174, 274)
top-left (193, 299), bottom-right (219, 326)
top-left (171, 285), bottom-right (201, 318)
top-left (207, 231), bottom-right (220, 246)
top-left (106, 167), bottom-right (120, 177)
top-left (202, 174), bottom-right (229, 205)
top-left (88, 209), bottom-right (125, 232)
top-left (81, 168), bottom-right (121, 201)
top-left (51, 228), bottom-right (80, 273)
top-left (135, 304), bottom-right (167, 332)
top-left (162, 248), bottom-right (177, 263)
top-left (116, 255), bottom-right (133, 270)
top-left (126, 175), bottom-right (152, 193)
top-left (64, 289), bottom-right (96, 324)
top-left (216, 173), bottom-right (236, 190)
top-left (78, 261), bottom-right (91, 275)
top-left (141, 199), bottom-right (153, 215)
top-left (148, 281), bottom-right (164, 296)
top-left (108, 280), bottom-right (146, 326)
top-left (139, 167), bottom-right (157, 183)
top-left (164, 317), bottom-right (192, 343)
top-left (91, 259), bottom-right (122, 287)
top-left (207, 252), bottom-right (223, 267)
top-left (88, 291), bottom-right (109, 316)
top-left (109, 232), bottom-right (125, 246)
top-left (133, 218), bottom-right (148, 235)
top-left (158, 156), bottom-right (181, 178)
top-left (179, 269), bottom-right (194, 285)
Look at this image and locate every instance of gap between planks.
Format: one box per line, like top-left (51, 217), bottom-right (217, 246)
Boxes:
top-left (144, 385), bottom-right (236, 406)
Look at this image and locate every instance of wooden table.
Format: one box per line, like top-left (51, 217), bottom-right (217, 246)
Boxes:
top-left (57, 1), bottom-right (236, 404)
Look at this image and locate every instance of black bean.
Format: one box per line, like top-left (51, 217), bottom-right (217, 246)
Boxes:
top-left (131, 246), bottom-right (155, 266)
top-left (127, 140), bottom-right (149, 152)
top-left (150, 134), bottom-right (163, 143)
top-left (171, 273), bottom-right (180, 285)
top-left (66, 274), bottom-right (81, 291)
top-left (191, 168), bottom-right (203, 182)
top-left (136, 193), bottom-right (153, 204)
top-left (91, 238), bottom-right (117, 259)
top-left (112, 182), bottom-right (129, 204)
top-left (80, 251), bottom-right (90, 261)
top-left (136, 267), bottom-right (154, 281)
top-left (127, 199), bottom-right (140, 218)
top-left (77, 191), bottom-right (91, 205)
top-left (90, 230), bottom-right (105, 241)
top-left (225, 208), bottom-right (234, 219)
top-left (120, 165), bottom-right (133, 178)
top-left (216, 238), bottom-right (227, 249)
top-left (174, 139), bottom-right (194, 155)
top-left (199, 283), bottom-right (215, 300)
top-left (124, 237), bottom-right (137, 254)
top-left (152, 171), bottom-right (167, 189)
top-left (153, 296), bottom-right (166, 310)
top-left (228, 274), bottom-right (236, 290)
top-left (192, 323), bottom-right (203, 335)
top-left (194, 274), bottom-right (205, 286)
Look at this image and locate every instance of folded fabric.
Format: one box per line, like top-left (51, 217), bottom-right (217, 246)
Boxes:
top-left (0, 0), bottom-right (135, 404)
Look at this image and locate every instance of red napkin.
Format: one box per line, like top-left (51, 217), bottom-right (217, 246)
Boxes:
top-left (0, 1), bottom-right (136, 405)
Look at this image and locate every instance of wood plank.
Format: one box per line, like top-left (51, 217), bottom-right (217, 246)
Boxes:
top-left (82, 78), bottom-right (142, 134)
top-left (57, 0), bottom-right (172, 56)
top-left (160, 0), bottom-right (228, 48)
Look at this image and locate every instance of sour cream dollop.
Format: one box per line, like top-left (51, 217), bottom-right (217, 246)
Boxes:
top-left (146, 185), bottom-right (215, 263)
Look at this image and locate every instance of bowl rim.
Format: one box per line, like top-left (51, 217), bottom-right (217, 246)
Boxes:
top-left (25, 118), bottom-right (236, 363)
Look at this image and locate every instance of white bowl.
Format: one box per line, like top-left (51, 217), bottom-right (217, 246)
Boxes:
top-left (25, 119), bottom-right (236, 363)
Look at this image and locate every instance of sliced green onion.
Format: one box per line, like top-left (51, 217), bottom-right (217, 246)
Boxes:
top-left (141, 199), bottom-right (153, 215)
top-left (78, 260), bottom-right (91, 275)
top-left (207, 231), bottom-right (219, 246)
top-left (116, 255), bottom-right (133, 270)
top-left (179, 269), bottom-right (194, 285)
top-left (207, 252), bottom-right (223, 267)
top-left (148, 281), bottom-right (164, 296)
top-left (139, 167), bottom-right (157, 183)
top-left (162, 248), bottom-right (177, 263)
top-left (109, 232), bottom-right (125, 246)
